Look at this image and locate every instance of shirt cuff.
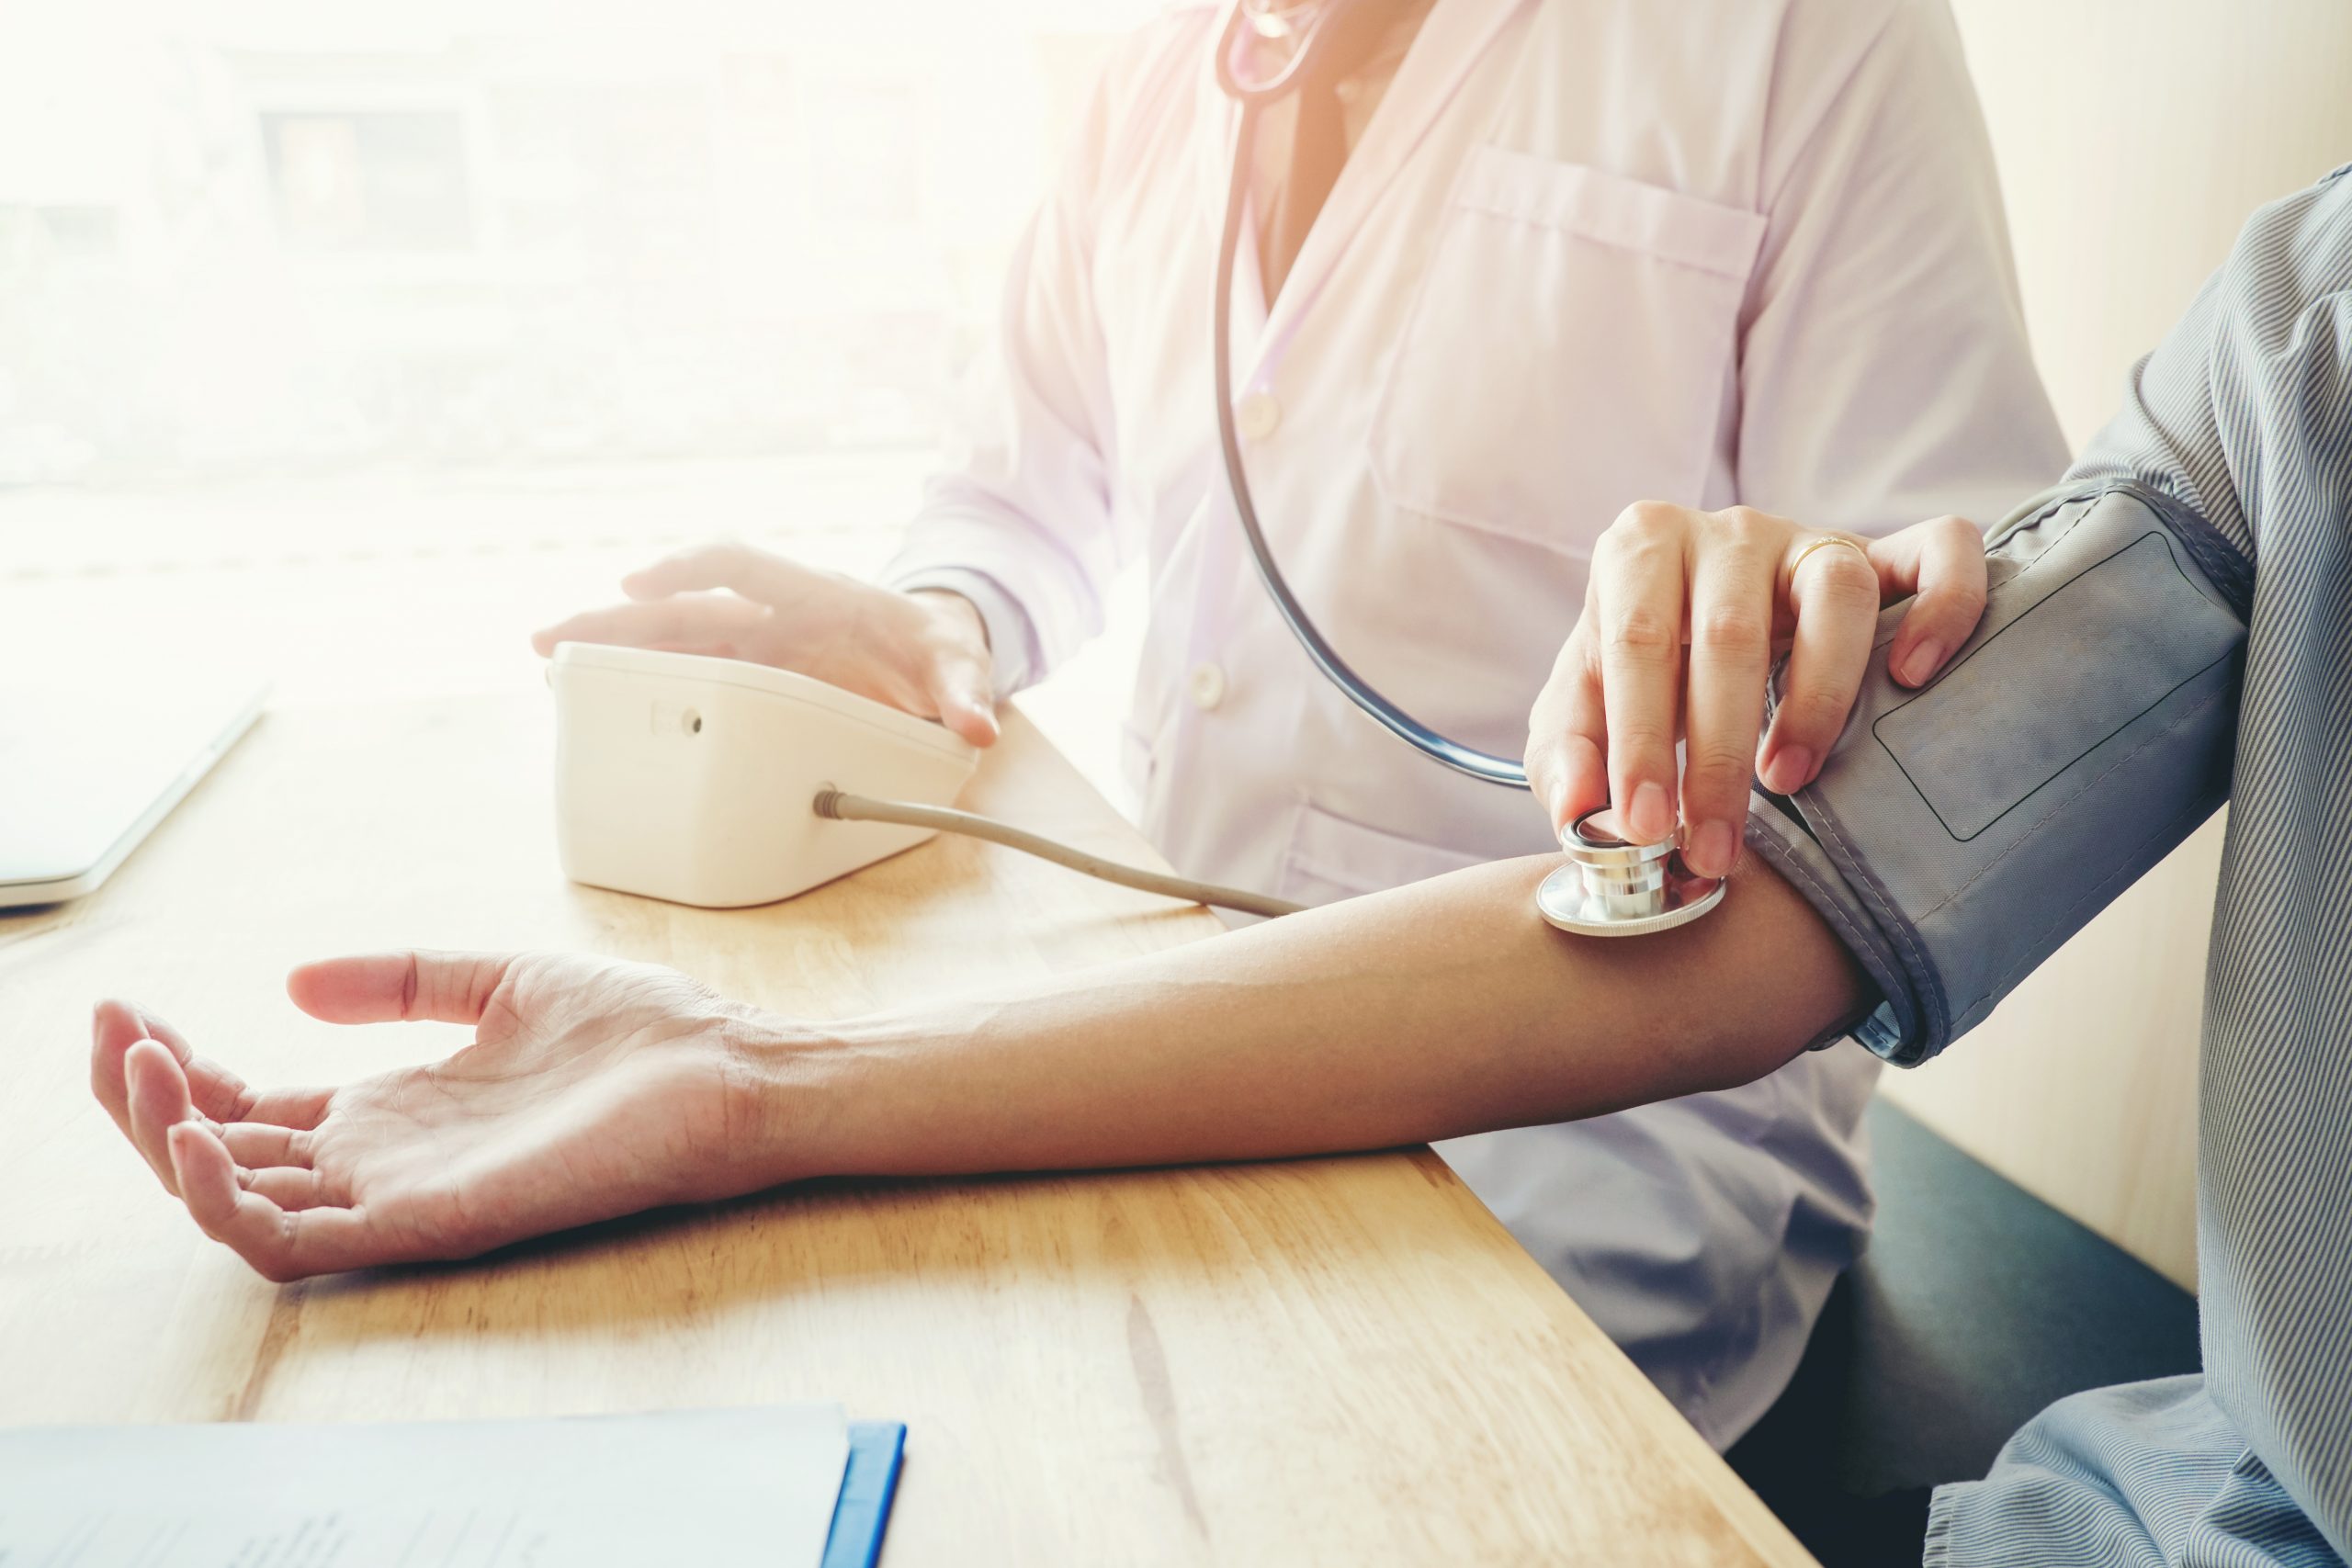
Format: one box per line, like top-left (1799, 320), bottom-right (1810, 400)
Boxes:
top-left (888, 566), bottom-right (1043, 697)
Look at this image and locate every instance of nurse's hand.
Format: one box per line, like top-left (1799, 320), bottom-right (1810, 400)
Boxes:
top-left (532, 543), bottom-right (1001, 747)
top-left (1525, 505), bottom-right (1987, 879)
top-left (88, 953), bottom-right (810, 1280)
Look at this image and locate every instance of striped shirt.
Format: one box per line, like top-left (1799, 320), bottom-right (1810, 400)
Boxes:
top-left (1925, 166), bottom-right (2352, 1565)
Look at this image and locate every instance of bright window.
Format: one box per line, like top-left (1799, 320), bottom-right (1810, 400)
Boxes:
top-left (0, 1), bottom-right (1150, 748)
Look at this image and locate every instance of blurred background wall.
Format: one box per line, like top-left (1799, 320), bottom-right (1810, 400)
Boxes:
top-left (1875, 0), bottom-right (2352, 1290)
top-left (0, 1), bottom-right (1145, 488)
top-left (0, 1), bottom-right (1148, 722)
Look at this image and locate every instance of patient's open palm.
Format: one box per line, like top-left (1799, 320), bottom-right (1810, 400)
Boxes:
top-left (91, 953), bottom-right (770, 1280)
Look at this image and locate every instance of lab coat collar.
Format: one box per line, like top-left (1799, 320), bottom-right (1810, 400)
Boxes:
top-left (1201, 0), bottom-right (1534, 388)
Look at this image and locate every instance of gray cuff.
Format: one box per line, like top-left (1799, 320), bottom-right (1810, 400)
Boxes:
top-left (1744, 795), bottom-right (1914, 1059)
top-left (1752, 479), bottom-right (2247, 1067)
top-left (889, 567), bottom-right (1043, 697)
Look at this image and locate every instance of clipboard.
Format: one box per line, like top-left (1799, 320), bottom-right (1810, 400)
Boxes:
top-left (821, 1420), bottom-right (909, 1568)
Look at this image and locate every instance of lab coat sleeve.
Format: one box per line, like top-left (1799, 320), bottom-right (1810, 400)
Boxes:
top-left (879, 61), bottom-right (1129, 697)
top-left (1745, 168), bottom-right (2352, 1066)
top-left (1734, 0), bottom-right (2070, 536)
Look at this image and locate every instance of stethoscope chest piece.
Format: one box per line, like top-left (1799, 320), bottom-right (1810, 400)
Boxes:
top-left (1536, 807), bottom-right (1726, 937)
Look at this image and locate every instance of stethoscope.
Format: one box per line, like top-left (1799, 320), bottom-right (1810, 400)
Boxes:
top-left (1210, 0), bottom-right (1724, 934)
top-left (1212, 0), bottom-right (1526, 788)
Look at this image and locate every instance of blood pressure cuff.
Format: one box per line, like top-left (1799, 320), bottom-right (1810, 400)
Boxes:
top-left (1744, 480), bottom-right (2251, 1066)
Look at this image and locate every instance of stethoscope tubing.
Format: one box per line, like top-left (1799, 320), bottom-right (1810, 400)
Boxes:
top-left (1215, 0), bottom-right (1358, 105)
top-left (1211, 77), bottom-right (1532, 788)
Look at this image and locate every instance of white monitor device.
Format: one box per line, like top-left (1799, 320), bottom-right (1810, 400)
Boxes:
top-left (548, 641), bottom-right (976, 908)
top-left (0, 675), bottom-right (268, 908)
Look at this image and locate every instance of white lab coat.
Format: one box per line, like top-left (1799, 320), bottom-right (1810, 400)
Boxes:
top-left (890, 0), bottom-right (2067, 1449)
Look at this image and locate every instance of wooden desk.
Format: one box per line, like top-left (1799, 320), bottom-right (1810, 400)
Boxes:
top-left (0, 694), bottom-right (1814, 1565)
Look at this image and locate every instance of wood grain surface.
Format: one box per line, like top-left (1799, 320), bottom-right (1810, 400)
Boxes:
top-left (0, 693), bottom-right (1813, 1566)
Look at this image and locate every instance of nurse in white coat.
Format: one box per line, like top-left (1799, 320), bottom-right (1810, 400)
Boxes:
top-left (539, 0), bottom-right (2067, 1450)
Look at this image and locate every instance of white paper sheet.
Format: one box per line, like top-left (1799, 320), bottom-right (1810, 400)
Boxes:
top-left (0, 1404), bottom-right (850, 1568)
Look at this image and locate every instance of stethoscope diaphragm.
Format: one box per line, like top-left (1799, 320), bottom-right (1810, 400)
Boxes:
top-left (1535, 807), bottom-right (1726, 937)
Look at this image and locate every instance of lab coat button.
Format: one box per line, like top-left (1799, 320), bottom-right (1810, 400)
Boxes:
top-left (1189, 662), bottom-right (1227, 711)
top-left (1236, 391), bottom-right (1282, 442)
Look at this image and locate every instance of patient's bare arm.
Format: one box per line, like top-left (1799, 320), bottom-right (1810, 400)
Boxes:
top-left (91, 855), bottom-right (1863, 1281)
top-left (784, 852), bottom-right (1863, 1179)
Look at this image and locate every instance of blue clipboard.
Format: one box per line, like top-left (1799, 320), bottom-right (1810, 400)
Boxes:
top-left (820, 1420), bottom-right (907, 1568)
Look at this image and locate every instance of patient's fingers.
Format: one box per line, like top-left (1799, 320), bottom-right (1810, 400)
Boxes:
top-left (92, 998), bottom-right (255, 1130)
top-left (243, 1166), bottom-right (344, 1213)
top-left (123, 1040), bottom-right (204, 1195)
top-left (169, 1123), bottom-right (385, 1282)
top-left (91, 1000), bottom-right (141, 1136)
top-left (288, 951), bottom-right (517, 1028)
top-left (1870, 515), bottom-right (1988, 689)
top-left (221, 1123), bottom-right (313, 1169)
top-left (239, 1084), bottom-right (335, 1131)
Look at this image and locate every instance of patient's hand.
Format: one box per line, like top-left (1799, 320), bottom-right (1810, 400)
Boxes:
top-left (532, 542), bottom-right (1000, 747)
top-left (90, 953), bottom-right (797, 1280)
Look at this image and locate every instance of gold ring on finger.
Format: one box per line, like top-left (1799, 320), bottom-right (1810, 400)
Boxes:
top-left (1788, 533), bottom-right (1871, 582)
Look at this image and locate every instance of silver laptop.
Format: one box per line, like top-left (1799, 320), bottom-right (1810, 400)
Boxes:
top-left (0, 677), bottom-right (268, 908)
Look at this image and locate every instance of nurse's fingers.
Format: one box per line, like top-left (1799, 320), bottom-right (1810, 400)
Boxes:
top-left (918, 645), bottom-right (1000, 749)
top-left (621, 542), bottom-right (818, 609)
top-left (906, 590), bottom-right (1001, 748)
top-left (1679, 511), bottom-right (1781, 878)
top-left (529, 593), bottom-right (764, 659)
top-left (1591, 504), bottom-right (1690, 845)
top-left (1759, 536), bottom-right (1882, 795)
top-left (1869, 515), bottom-right (1988, 689)
top-left (1524, 623), bottom-right (1611, 840)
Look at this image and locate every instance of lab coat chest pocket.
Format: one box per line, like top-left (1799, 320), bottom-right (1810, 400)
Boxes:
top-left (1369, 149), bottom-right (1765, 547)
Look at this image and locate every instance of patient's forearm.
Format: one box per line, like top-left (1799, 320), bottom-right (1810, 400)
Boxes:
top-left (768, 853), bottom-right (1869, 1179)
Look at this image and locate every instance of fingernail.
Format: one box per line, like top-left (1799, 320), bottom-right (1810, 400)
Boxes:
top-left (1630, 781), bottom-right (1671, 842)
top-left (1898, 639), bottom-right (1945, 687)
top-left (1765, 745), bottom-right (1815, 795)
top-left (1691, 819), bottom-right (1737, 879)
